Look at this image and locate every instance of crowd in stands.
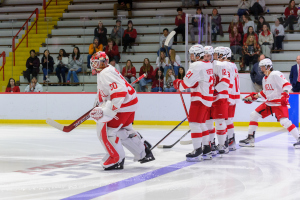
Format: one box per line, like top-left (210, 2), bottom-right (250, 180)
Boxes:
top-left (8, 0), bottom-right (300, 93)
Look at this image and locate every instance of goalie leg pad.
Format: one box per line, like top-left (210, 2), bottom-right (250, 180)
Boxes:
top-left (96, 122), bottom-right (125, 169)
top-left (117, 128), bottom-right (146, 161)
top-left (190, 122), bottom-right (202, 150)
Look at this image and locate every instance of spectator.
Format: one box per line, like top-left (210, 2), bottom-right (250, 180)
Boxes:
top-left (94, 21), bottom-right (107, 46)
top-left (178, 66), bottom-right (185, 80)
top-left (122, 59), bottom-right (136, 86)
top-left (5, 78), bottom-right (20, 93)
top-left (164, 69), bottom-right (176, 92)
top-left (237, 0), bottom-right (250, 18)
top-left (289, 55), bottom-right (300, 92)
top-left (228, 15), bottom-right (243, 36)
top-left (242, 14), bottom-right (255, 34)
top-left (271, 18), bottom-right (285, 52)
top-left (182, 0), bottom-right (200, 7)
top-left (250, 0), bottom-right (265, 20)
top-left (256, 16), bottom-right (270, 34)
top-left (211, 8), bottom-right (224, 42)
top-left (151, 69), bottom-right (164, 92)
top-left (25, 49), bottom-right (40, 83)
top-left (113, 0), bottom-right (132, 18)
top-left (110, 59), bottom-right (120, 73)
top-left (169, 49), bottom-right (181, 77)
top-left (243, 26), bottom-right (258, 44)
top-left (158, 28), bottom-right (173, 57)
top-left (230, 26), bottom-right (242, 60)
top-left (242, 35), bottom-right (261, 71)
top-left (174, 8), bottom-right (186, 45)
top-left (110, 19), bottom-right (124, 46)
top-left (259, 24), bottom-right (273, 58)
top-left (67, 47), bottom-right (83, 84)
top-left (190, 7), bottom-right (205, 44)
top-left (250, 54), bottom-right (265, 92)
top-left (55, 49), bottom-right (69, 84)
top-left (24, 77), bottom-right (43, 92)
top-left (156, 51), bottom-right (170, 76)
top-left (139, 58), bottom-right (154, 92)
top-left (87, 37), bottom-right (103, 69)
top-left (284, 0), bottom-right (298, 33)
top-left (105, 38), bottom-right (120, 63)
top-left (122, 20), bottom-right (137, 53)
top-left (41, 49), bottom-right (54, 84)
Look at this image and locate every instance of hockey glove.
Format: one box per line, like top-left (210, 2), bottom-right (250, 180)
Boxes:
top-left (243, 92), bottom-right (258, 104)
top-left (173, 79), bottom-right (182, 90)
top-left (281, 92), bottom-right (289, 106)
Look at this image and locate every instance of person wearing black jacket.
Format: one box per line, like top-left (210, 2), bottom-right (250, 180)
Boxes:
top-left (250, 54), bottom-right (265, 92)
top-left (25, 49), bottom-right (40, 83)
top-left (190, 7), bottom-right (205, 44)
top-left (114, 0), bottom-right (132, 18)
top-left (94, 21), bottom-right (107, 46)
top-left (41, 49), bottom-right (54, 83)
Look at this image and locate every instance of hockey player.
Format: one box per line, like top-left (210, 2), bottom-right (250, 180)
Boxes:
top-left (89, 51), bottom-right (155, 170)
top-left (211, 46), bottom-right (231, 154)
top-left (224, 47), bottom-right (240, 151)
top-left (173, 45), bottom-right (214, 161)
top-left (239, 58), bottom-right (300, 148)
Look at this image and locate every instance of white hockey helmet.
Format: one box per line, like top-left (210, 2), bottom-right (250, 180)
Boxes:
top-left (224, 47), bottom-right (232, 59)
top-left (217, 46), bottom-right (227, 59)
top-left (189, 44), bottom-right (204, 60)
top-left (258, 58), bottom-right (273, 74)
top-left (204, 46), bottom-right (214, 55)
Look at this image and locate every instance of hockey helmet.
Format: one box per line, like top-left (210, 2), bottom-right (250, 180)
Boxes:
top-left (90, 51), bottom-right (109, 70)
top-left (224, 47), bottom-right (232, 59)
top-left (189, 44), bottom-right (204, 61)
top-left (258, 58), bottom-right (273, 74)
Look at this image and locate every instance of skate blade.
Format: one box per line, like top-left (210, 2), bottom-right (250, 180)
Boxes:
top-left (229, 146), bottom-right (236, 151)
top-left (239, 143), bottom-right (255, 147)
top-left (293, 145), bottom-right (300, 149)
top-left (202, 154), bottom-right (212, 160)
top-left (186, 156), bottom-right (202, 162)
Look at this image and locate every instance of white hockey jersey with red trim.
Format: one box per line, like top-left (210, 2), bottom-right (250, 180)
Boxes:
top-left (179, 61), bottom-right (214, 107)
top-left (259, 71), bottom-right (292, 106)
top-left (96, 65), bottom-right (138, 113)
top-left (213, 60), bottom-right (230, 102)
top-left (227, 62), bottom-right (240, 105)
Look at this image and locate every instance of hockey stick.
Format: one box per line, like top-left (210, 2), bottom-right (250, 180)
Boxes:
top-left (150, 117), bottom-right (187, 150)
top-left (46, 74), bottom-right (146, 132)
top-left (180, 139), bottom-right (193, 145)
top-left (164, 31), bottom-right (176, 47)
top-left (157, 129), bottom-right (191, 148)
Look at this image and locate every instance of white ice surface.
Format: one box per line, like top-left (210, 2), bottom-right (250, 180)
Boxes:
top-left (0, 125), bottom-right (300, 200)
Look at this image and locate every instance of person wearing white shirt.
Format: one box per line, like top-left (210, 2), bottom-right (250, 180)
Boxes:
top-left (55, 49), bottom-right (69, 84)
top-left (242, 14), bottom-right (255, 34)
top-left (250, 0), bottom-right (265, 20)
top-left (156, 51), bottom-right (170, 76)
top-left (24, 77), bottom-right (43, 92)
top-left (271, 18), bottom-right (285, 52)
top-left (158, 28), bottom-right (173, 57)
top-left (169, 49), bottom-right (181, 77)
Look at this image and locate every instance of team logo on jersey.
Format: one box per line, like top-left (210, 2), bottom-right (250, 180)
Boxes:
top-left (265, 84), bottom-right (274, 91)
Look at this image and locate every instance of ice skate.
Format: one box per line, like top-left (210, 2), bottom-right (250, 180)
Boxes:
top-left (139, 141), bottom-right (155, 164)
top-left (186, 147), bottom-right (203, 162)
top-left (211, 139), bottom-right (218, 155)
top-left (229, 133), bottom-right (236, 151)
top-left (218, 144), bottom-right (229, 154)
top-left (104, 158), bottom-right (125, 170)
top-left (293, 137), bottom-right (300, 149)
top-left (202, 145), bottom-right (212, 160)
top-left (239, 133), bottom-right (255, 147)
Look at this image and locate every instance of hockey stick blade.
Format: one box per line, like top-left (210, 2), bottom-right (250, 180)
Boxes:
top-left (180, 140), bottom-right (192, 145)
top-left (46, 118), bottom-right (64, 131)
top-left (157, 129), bottom-right (191, 149)
top-left (164, 31), bottom-right (176, 47)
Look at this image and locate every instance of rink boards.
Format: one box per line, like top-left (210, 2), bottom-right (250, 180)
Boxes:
top-left (0, 92), bottom-right (298, 127)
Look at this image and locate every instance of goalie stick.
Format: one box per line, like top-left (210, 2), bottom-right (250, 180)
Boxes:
top-left (46, 73), bottom-right (147, 132)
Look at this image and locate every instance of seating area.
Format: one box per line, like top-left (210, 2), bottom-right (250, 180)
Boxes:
top-left (0, 0), bottom-right (300, 92)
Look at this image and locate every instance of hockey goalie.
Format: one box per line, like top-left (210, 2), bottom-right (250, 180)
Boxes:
top-left (89, 51), bottom-right (155, 170)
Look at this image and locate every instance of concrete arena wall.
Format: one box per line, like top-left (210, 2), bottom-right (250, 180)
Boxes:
top-left (0, 92), bottom-right (298, 126)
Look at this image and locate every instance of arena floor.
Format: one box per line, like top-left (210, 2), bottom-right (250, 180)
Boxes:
top-left (1, 124), bottom-right (300, 200)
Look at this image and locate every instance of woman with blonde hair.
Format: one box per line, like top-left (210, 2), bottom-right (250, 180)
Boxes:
top-left (169, 49), bottom-right (181, 77)
top-left (139, 58), bottom-right (154, 92)
top-left (122, 59), bottom-right (137, 87)
top-left (155, 51), bottom-right (169, 77)
top-left (164, 69), bottom-right (176, 92)
top-left (242, 35), bottom-right (261, 71)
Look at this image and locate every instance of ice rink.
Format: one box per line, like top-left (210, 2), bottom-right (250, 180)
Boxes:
top-left (1, 124), bottom-right (300, 200)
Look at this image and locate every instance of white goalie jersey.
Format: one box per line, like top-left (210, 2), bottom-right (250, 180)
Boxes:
top-left (96, 65), bottom-right (138, 114)
top-left (179, 61), bottom-right (214, 107)
top-left (213, 60), bottom-right (231, 102)
top-left (259, 71), bottom-right (292, 106)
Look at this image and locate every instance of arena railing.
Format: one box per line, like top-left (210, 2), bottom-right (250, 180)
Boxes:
top-left (0, 51), bottom-right (6, 81)
top-left (43, 0), bottom-right (57, 18)
top-left (12, 8), bottom-right (39, 66)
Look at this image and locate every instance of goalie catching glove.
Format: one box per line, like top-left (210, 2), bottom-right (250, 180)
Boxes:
top-left (243, 92), bottom-right (258, 104)
top-left (90, 101), bottom-right (118, 122)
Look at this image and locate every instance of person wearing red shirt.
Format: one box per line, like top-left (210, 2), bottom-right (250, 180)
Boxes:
top-left (105, 38), bottom-right (120, 63)
top-left (230, 26), bottom-right (242, 60)
top-left (139, 58), bottom-right (154, 92)
top-left (174, 7), bottom-right (186, 45)
top-left (151, 69), bottom-right (164, 92)
top-left (122, 59), bottom-right (137, 87)
top-left (122, 20), bottom-right (137, 53)
top-left (284, 0), bottom-right (298, 32)
top-left (5, 78), bottom-right (20, 93)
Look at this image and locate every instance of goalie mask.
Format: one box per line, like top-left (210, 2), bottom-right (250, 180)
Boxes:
top-left (258, 58), bottom-right (273, 75)
top-left (90, 51), bottom-right (109, 70)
